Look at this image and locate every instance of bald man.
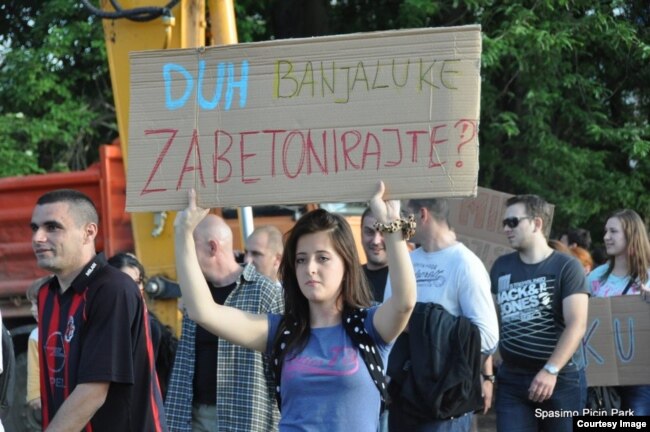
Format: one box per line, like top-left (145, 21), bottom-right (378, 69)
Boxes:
top-left (245, 225), bottom-right (284, 286)
top-left (166, 215), bottom-right (284, 432)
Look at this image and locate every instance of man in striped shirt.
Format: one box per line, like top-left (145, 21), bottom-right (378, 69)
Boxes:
top-left (31, 189), bottom-right (167, 432)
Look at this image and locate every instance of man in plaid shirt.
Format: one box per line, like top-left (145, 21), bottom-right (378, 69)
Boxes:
top-left (165, 215), bottom-right (283, 432)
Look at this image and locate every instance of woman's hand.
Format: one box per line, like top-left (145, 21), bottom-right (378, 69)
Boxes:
top-left (369, 181), bottom-right (401, 223)
top-left (370, 180), bottom-right (416, 343)
top-left (174, 189), bottom-right (209, 233)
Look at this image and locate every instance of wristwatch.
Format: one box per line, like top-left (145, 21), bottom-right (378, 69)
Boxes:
top-left (543, 363), bottom-right (559, 375)
top-left (482, 374), bottom-right (496, 383)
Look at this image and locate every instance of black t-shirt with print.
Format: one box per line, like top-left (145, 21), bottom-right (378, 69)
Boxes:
top-left (490, 251), bottom-right (589, 372)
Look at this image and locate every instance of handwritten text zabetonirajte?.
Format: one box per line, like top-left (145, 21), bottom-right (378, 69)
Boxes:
top-left (139, 121), bottom-right (476, 196)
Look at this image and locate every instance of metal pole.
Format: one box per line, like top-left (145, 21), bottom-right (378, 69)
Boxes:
top-left (208, 0), bottom-right (253, 244)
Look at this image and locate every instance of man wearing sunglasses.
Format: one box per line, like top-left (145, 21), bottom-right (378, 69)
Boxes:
top-left (383, 198), bottom-right (499, 432)
top-left (490, 195), bottom-right (589, 432)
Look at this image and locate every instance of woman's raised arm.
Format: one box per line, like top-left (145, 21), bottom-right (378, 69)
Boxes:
top-left (174, 189), bottom-right (269, 352)
top-left (370, 181), bottom-right (416, 342)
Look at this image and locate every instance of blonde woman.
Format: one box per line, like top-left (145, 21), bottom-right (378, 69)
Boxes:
top-left (587, 209), bottom-right (650, 415)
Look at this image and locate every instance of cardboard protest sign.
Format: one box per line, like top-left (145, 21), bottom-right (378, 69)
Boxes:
top-left (583, 296), bottom-right (650, 386)
top-left (126, 26), bottom-right (482, 211)
top-left (448, 187), bottom-right (554, 269)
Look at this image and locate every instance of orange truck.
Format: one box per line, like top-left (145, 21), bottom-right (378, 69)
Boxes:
top-left (0, 3), bottom-right (366, 430)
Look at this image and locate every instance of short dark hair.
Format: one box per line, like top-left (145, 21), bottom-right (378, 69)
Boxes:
top-left (506, 194), bottom-right (552, 236)
top-left (360, 207), bottom-right (377, 227)
top-left (36, 189), bottom-right (99, 226)
top-left (567, 228), bottom-right (592, 250)
top-left (407, 198), bottom-right (450, 225)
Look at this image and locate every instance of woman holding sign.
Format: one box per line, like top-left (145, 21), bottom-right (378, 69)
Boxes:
top-left (174, 183), bottom-right (416, 431)
top-left (587, 208), bottom-right (650, 415)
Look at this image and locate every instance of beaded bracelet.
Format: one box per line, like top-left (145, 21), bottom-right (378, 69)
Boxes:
top-left (373, 215), bottom-right (416, 241)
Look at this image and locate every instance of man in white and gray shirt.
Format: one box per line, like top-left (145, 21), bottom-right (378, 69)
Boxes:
top-left (384, 198), bottom-right (499, 432)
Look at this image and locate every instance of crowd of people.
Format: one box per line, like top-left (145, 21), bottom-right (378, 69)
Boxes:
top-left (18, 185), bottom-right (650, 431)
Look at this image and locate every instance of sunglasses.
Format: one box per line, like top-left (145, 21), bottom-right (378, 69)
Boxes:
top-left (502, 216), bottom-right (533, 229)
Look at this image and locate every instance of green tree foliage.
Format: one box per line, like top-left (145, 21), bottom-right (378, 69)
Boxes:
top-left (476, 1), bottom-right (650, 236)
top-left (258, 0), bottom-right (650, 236)
top-left (0, 0), bottom-right (115, 176)
top-left (1, 1), bottom-right (648, 239)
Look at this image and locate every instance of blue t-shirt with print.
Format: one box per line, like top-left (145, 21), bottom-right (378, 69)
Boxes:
top-left (587, 264), bottom-right (650, 297)
top-left (266, 306), bottom-right (391, 432)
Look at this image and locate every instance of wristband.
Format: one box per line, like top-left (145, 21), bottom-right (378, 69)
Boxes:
top-left (543, 364), bottom-right (559, 375)
top-left (482, 374), bottom-right (496, 383)
top-left (373, 215), bottom-right (416, 241)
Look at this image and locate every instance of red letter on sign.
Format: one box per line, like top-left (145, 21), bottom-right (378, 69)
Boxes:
top-left (213, 130), bottom-right (233, 184)
top-left (141, 129), bottom-right (178, 195)
top-left (177, 129), bottom-right (206, 190)
top-left (428, 124), bottom-right (448, 168)
top-left (341, 130), bottom-right (362, 170)
top-left (240, 131), bottom-right (260, 184)
top-left (262, 130), bottom-right (286, 178)
top-left (383, 128), bottom-right (403, 168)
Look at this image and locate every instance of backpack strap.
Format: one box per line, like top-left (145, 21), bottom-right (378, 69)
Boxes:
top-left (270, 317), bottom-right (296, 412)
top-left (343, 308), bottom-right (389, 412)
top-left (622, 277), bottom-right (635, 295)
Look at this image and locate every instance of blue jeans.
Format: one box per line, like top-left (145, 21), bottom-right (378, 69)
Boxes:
top-left (495, 365), bottom-right (586, 432)
top-left (388, 408), bottom-right (473, 432)
top-left (618, 385), bottom-right (650, 416)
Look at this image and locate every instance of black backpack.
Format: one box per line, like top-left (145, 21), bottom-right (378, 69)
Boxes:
top-left (387, 302), bottom-right (483, 421)
top-left (0, 323), bottom-right (16, 420)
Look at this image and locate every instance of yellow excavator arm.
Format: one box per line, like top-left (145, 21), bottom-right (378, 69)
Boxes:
top-left (99, 0), bottom-right (237, 333)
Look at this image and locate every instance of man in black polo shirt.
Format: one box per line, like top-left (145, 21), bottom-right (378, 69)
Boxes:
top-left (31, 189), bottom-right (167, 432)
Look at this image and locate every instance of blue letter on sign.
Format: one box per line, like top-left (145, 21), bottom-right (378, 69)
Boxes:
top-left (225, 61), bottom-right (249, 110)
top-left (198, 61), bottom-right (226, 110)
top-left (164, 63), bottom-right (194, 110)
top-left (581, 319), bottom-right (604, 367)
top-left (614, 318), bottom-right (634, 363)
